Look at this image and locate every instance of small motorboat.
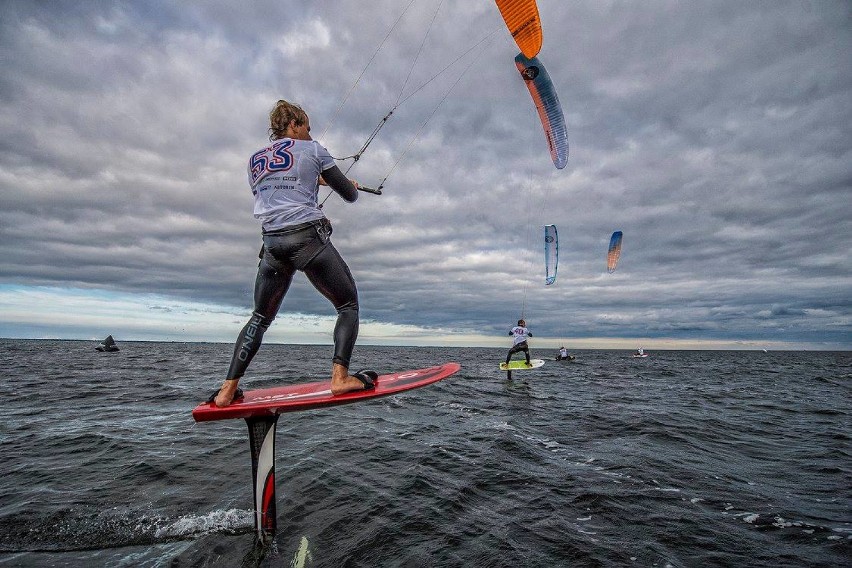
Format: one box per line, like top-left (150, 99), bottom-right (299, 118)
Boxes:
top-left (96, 335), bottom-right (120, 352)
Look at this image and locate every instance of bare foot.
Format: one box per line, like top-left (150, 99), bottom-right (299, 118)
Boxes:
top-left (214, 379), bottom-right (240, 407)
top-left (330, 363), bottom-right (372, 395)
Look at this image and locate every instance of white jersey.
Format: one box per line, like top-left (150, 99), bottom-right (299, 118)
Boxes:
top-left (247, 138), bottom-right (336, 231)
top-left (510, 326), bottom-right (531, 346)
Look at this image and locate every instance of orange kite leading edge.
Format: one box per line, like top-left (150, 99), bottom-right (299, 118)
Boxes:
top-left (495, 0), bottom-right (543, 59)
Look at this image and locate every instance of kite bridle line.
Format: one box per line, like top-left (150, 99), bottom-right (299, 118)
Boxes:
top-left (318, 1), bottom-right (500, 206)
top-left (518, 175), bottom-right (558, 322)
top-left (372, 34), bottom-right (495, 194)
top-left (518, 180), bottom-right (537, 321)
top-left (319, 0), bottom-right (417, 144)
top-left (319, 0), bottom-right (444, 206)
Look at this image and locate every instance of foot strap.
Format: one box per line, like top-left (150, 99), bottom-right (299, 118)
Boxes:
top-left (351, 369), bottom-right (378, 390)
top-left (206, 387), bottom-right (244, 403)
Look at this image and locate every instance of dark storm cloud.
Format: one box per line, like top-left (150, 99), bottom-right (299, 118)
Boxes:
top-left (0, 0), bottom-right (849, 347)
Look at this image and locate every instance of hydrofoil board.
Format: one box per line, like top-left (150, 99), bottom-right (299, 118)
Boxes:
top-left (499, 359), bottom-right (545, 371)
top-left (192, 362), bottom-right (460, 422)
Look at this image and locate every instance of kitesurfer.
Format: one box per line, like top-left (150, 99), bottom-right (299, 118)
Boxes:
top-left (556, 346), bottom-right (575, 361)
top-left (506, 319), bottom-right (533, 367)
top-left (211, 99), bottom-right (374, 408)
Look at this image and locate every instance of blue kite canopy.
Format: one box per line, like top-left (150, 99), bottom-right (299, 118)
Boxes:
top-left (607, 231), bottom-right (623, 273)
top-left (515, 53), bottom-right (569, 169)
top-left (545, 224), bottom-right (558, 285)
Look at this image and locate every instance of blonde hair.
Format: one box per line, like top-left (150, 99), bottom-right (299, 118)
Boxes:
top-left (268, 99), bottom-right (307, 141)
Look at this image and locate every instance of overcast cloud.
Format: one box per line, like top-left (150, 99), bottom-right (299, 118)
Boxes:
top-left (1, 0), bottom-right (849, 349)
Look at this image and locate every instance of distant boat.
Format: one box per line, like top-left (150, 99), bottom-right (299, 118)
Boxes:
top-left (633, 347), bottom-right (648, 358)
top-left (95, 335), bottom-right (120, 352)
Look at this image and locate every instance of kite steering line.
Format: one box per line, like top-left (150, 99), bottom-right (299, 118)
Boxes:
top-left (319, 1), bottom-right (498, 206)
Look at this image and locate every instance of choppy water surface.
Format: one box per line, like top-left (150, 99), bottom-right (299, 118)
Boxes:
top-left (0, 341), bottom-right (849, 567)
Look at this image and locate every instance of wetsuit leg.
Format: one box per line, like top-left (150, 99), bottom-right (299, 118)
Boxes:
top-left (506, 342), bottom-right (529, 365)
top-left (506, 344), bottom-right (519, 365)
top-left (226, 258), bottom-right (295, 379)
top-left (302, 242), bottom-right (359, 368)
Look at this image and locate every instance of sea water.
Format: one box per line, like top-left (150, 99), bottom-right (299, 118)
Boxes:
top-left (0, 340), bottom-right (849, 567)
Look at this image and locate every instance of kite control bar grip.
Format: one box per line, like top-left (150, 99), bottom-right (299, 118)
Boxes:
top-left (357, 186), bottom-right (383, 195)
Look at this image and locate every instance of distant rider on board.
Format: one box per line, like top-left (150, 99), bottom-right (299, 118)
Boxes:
top-left (506, 319), bottom-right (533, 367)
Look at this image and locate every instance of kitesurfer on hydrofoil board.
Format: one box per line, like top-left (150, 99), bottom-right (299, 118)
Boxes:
top-left (211, 100), bottom-right (375, 407)
top-left (506, 319), bottom-right (533, 367)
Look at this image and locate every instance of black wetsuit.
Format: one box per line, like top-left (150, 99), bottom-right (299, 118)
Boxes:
top-left (226, 165), bottom-right (359, 379)
top-left (505, 341), bottom-right (531, 365)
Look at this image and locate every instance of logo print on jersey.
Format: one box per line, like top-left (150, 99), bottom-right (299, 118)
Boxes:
top-left (249, 140), bottom-right (295, 187)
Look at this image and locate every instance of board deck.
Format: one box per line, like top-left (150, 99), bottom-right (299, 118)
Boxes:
top-left (192, 362), bottom-right (460, 422)
top-left (499, 358), bottom-right (545, 371)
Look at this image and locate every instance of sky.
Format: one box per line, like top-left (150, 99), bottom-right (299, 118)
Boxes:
top-left (0, 0), bottom-right (850, 350)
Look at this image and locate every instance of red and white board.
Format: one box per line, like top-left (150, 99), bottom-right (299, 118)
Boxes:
top-left (192, 362), bottom-right (461, 422)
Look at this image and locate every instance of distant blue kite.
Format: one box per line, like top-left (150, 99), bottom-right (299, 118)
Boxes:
top-left (607, 231), bottom-right (623, 273)
top-left (545, 224), bottom-right (558, 285)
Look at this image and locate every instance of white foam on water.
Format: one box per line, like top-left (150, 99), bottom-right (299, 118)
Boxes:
top-left (154, 508), bottom-right (253, 538)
